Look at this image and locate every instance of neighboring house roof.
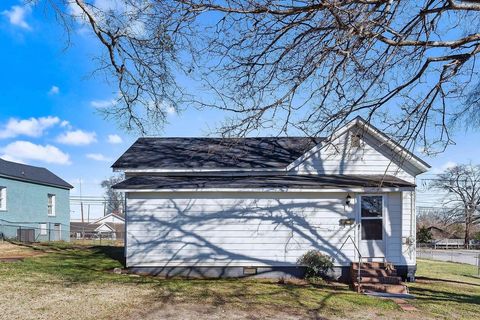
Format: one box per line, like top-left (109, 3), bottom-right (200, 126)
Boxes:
top-left (112, 137), bottom-right (324, 170)
top-left (94, 223), bottom-right (115, 233)
top-left (0, 158), bottom-right (73, 189)
top-left (70, 221), bottom-right (125, 234)
top-left (427, 226), bottom-right (462, 240)
top-left (93, 213), bottom-right (125, 224)
top-left (70, 222), bottom-right (98, 233)
top-left (113, 174), bottom-right (415, 190)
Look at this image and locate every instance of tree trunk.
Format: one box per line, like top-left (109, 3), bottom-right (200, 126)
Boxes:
top-left (464, 210), bottom-right (472, 249)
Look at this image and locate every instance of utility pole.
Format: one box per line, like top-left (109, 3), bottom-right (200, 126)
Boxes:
top-left (80, 178), bottom-right (85, 240)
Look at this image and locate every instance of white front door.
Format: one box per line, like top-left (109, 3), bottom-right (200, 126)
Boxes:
top-left (358, 195), bottom-right (385, 260)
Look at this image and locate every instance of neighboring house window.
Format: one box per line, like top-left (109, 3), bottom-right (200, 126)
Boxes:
top-left (360, 195), bottom-right (383, 240)
top-left (48, 194), bottom-right (56, 216)
top-left (39, 223), bottom-right (47, 236)
top-left (0, 187), bottom-right (6, 210)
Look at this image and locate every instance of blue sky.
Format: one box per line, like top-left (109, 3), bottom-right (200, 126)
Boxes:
top-left (1, 1), bottom-right (479, 218)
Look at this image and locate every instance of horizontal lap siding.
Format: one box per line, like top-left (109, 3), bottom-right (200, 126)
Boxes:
top-left (386, 193), bottom-right (403, 264)
top-left (126, 192), bottom-right (357, 267)
top-left (291, 131), bottom-right (417, 183)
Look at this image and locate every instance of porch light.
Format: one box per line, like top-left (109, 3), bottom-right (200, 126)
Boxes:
top-left (346, 194), bottom-right (352, 206)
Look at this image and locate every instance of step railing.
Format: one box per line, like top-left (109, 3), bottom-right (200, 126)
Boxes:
top-left (338, 234), bottom-right (363, 289)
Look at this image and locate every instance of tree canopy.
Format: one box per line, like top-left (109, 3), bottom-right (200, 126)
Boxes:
top-left (48, 1), bottom-right (480, 152)
top-left (431, 164), bottom-right (480, 246)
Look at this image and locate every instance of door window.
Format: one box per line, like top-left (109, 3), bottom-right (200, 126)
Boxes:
top-left (360, 195), bottom-right (383, 240)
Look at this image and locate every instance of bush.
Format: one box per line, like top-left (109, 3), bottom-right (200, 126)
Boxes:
top-left (297, 250), bottom-right (333, 279)
top-left (417, 226), bottom-right (433, 244)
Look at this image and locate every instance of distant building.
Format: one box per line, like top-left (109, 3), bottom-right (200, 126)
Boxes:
top-left (0, 158), bottom-right (73, 242)
top-left (70, 213), bottom-right (125, 240)
top-left (426, 226), bottom-right (464, 248)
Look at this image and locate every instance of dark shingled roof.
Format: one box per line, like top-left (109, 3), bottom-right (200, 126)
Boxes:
top-left (113, 174), bottom-right (414, 190)
top-left (0, 158), bottom-right (73, 189)
top-left (112, 137), bottom-right (325, 170)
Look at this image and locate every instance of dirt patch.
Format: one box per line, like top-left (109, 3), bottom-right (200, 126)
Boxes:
top-left (0, 241), bottom-right (44, 259)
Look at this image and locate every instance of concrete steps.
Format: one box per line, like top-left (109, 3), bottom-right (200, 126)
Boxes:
top-left (351, 262), bottom-right (408, 295)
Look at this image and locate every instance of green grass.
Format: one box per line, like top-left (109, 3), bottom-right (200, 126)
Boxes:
top-left (1, 243), bottom-right (480, 319)
top-left (410, 259), bottom-right (480, 320)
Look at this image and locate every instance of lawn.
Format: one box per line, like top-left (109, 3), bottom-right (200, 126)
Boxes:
top-left (0, 242), bottom-right (479, 320)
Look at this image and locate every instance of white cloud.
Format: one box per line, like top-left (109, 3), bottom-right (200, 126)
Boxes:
top-left (2, 4), bottom-right (32, 30)
top-left (60, 120), bottom-right (70, 128)
top-left (90, 99), bottom-right (116, 109)
top-left (57, 130), bottom-right (97, 146)
top-left (166, 105), bottom-right (176, 115)
top-left (86, 153), bottom-right (112, 162)
top-left (107, 134), bottom-right (123, 144)
top-left (0, 116), bottom-right (60, 139)
top-left (431, 161), bottom-right (457, 174)
top-left (67, 2), bottom-right (84, 17)
top-left (48, 85), bottom-right (60, 95)
top-left (1, 141), bottom-right (71, 165)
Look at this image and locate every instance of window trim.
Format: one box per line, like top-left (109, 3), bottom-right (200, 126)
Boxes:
top-left (359, 194), bottom-right (385, 241)
top-left (0, 186), bottom-right (6, 211)
top-left (39, 223), bottom-right (47, 236)
top-left (47, 194), bottom-right (56, 216)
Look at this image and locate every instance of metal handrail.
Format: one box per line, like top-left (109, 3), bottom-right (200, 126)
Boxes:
top-left (338, 234), bottom-right (363, 289)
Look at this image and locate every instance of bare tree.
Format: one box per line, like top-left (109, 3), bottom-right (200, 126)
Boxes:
top-left (101, 175), bottom-right (125, 215)
top-left (431, 164), bottom-right (480, 247)
top-left (46, 1), bottom-right (480, 151)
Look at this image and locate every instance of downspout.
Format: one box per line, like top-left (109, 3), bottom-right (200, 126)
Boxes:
top-left (411, 190), bottom-right (415, 261)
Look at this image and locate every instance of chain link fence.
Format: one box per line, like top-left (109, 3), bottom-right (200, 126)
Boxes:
top-left (0, 219), bottom-right (124, 246)
top-left (0, 219), bottom-right (69, 242)
top-left (417, 248), bottom-right (480, 276)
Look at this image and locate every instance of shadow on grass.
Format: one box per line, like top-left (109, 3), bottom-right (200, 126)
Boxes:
top-left (91, 245), bottom-right (125, 266)
top-left (410, 285), bottom-right (480, 305)
top-left (416, 276), bottom-right (480, 288)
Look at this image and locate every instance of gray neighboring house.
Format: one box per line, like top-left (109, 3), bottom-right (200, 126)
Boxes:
top-left (112, 117), bottom-right (430, 281)
top-left (0, 158), bottom-right (73, 242)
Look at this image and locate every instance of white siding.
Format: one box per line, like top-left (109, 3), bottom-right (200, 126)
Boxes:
top-left (401, 191), bottom-right (416, 265)
top-left (290, 130), bottom-right (418, 183)
top-left (126, 192), bottom-right (359, 267)
top-left (385, 192), bottom-right (403, 264)
top-left (126, 191), bottom-right (413, 268)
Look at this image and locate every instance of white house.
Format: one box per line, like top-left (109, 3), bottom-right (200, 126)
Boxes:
top-left (112, 117), bottom-right (429, 283)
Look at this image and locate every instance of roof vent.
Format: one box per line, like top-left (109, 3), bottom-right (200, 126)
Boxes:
top-left (351, 132), bottom-right (362, 148)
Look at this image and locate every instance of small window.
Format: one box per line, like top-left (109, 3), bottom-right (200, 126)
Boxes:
top-left (361, 196), bottom-right (383, 218)
top-left (39, 223), bottom-right (47, 236)
top-left (0, 187), bottom-right (6, 210)
top-left (48, 194), bottom-right (56, 216)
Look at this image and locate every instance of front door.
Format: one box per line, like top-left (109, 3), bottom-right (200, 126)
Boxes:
top-left (358, 195), bottom-right (385, 260)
